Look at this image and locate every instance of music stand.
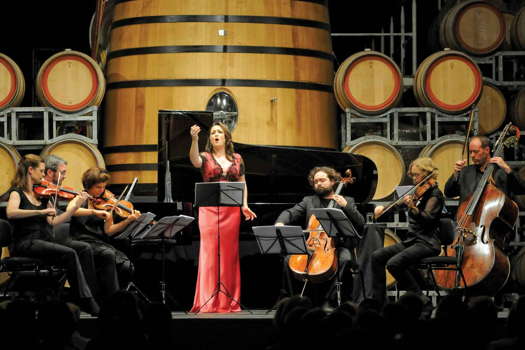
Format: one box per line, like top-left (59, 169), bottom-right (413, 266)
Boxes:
top-left (310, 208), bottom-right (364, 305)
top-left (192, 181), bottom-right (244, 313)
top-left (132, 215), bottom-right (194, 308)
top-left (115, 212), bottom-right (156, 240)
top-left (252, 225), bottom-right (308, 312)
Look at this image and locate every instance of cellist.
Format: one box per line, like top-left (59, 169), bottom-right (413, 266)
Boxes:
top-left (444, 136), bottom-right (525, 202)
top-left (275, 166), bottom-right (365, 306)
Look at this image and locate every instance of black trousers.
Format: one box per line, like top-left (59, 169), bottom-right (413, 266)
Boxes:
top-left (14, 238), bottom-right (93, 300)
top-left (60, 238), bottom-right (99, 298)
top-left (370, 239), bottom-right (440, 305)
top-left (77, 235), bottom-right (134, 297)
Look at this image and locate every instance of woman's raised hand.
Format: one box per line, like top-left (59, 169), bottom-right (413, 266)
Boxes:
top-left (190, 125), bottom-right (201, 140)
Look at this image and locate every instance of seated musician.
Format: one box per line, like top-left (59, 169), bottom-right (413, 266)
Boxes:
top-left (67, 167), bottom-right (140, 298)
top-left (42, 154), bottom-right (102, 300)
top-left (371, 157), bottom-right (444, 306)
top-left (6, 154), bottom-right (99, 315)
top-left (445, 135), bottom-right (525, 202)
top-left (275, 166), bottom-right (365, 305)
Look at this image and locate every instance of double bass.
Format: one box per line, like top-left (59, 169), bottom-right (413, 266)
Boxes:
top-left (288, 170), bottom-right (355, 283)
top-left (434, 123), bottom-right (520, 294)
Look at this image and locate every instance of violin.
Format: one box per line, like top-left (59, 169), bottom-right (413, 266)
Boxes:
top-left (33, 179), bottom-right (89, 200)
top-left (374, 171), bottom-right (436, 219)
top-left (92, 189), bottom-right (136, 218)
top-left (412, 177), bottom-right (437, 202)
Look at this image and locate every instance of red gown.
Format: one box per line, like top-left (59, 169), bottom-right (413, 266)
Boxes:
top-left (190, 152), bottom-right (244, 313)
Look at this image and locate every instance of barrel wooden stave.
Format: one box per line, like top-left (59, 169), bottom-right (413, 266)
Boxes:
top-left (36, 50), bottom-right (105, 113)
top-left (477, 83), bottom-right (507, 135)
top-left (334, 51), bottom-right (403, 115)
top-left (0, 142), bottom-right (21, 198)
top-left (419, 135), bottom-right (465, 195)
top-left (440, 0), bottom-right (505, 55)
top-left (509, 88), bottom-right (525, 130)
top-left (414, 50), bottom-right (482, 114)
top-left (40, 139), bottom-right (105, 191)
top-left (344, 137), bottom-right (404, 200)
top-left (0, 53), bottom-right (25, 111)
top-left (105, 0), bottom-right (336, 193)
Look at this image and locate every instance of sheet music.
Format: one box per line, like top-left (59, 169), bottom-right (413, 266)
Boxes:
top-left (115, 212), bottom-right (156, 239)
top-left (135, 215), bottom-right (194, 240)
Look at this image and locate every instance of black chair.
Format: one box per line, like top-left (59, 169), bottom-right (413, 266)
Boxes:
top-left (418, 217), bottom-right (468, 297)
top-left (0, 219), bottom-right (66, 299)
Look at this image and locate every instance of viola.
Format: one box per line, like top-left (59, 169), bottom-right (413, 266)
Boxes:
top-left (374, 171), bottom-right (436, 220)
top-left (288, 169), bottom-right (355, 283)
top-left (92, 189), bottom-right (135, 218)
top-left (33, 179), bottom-right (88, 200)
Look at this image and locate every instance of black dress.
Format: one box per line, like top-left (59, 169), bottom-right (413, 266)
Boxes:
top-left (70, 202), bottom-right (134, 295)
top-left (9, 188), bottom-right (94, 301)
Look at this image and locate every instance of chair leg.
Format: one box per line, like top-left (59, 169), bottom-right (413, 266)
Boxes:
top-left (358, 270), bottom-right (366, 300)
top-left (427, 266), bottom-right (442, 297)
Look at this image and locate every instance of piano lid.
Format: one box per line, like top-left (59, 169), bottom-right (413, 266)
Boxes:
top-left (158, 110), bottom-right (377, 204)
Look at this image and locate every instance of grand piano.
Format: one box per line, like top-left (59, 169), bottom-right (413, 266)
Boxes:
top-left (158, 111), bottom-right (377, 236)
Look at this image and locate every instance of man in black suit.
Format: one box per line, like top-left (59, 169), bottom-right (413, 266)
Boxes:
top-left (275, 166), bottom-right (366, 306)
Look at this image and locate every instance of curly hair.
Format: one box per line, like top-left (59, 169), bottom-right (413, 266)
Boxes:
top-left (307, 166), bottom-right (341, 188)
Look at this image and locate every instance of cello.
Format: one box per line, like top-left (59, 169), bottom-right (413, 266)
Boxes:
top-left (288, 170), bottom-right (355, 283)
top-left (434, 123), bottom-right (520, 294)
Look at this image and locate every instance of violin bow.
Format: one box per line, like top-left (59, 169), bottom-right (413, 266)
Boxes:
top-left (111, 184), bottom-right (129, 216)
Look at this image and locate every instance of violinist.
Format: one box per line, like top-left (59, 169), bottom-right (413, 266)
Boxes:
top-left (43, 154), bottom-right (101, 299)
top-left (275, 166), bottom-right (365, 306)
top-left (6, 154), bottom-right (100, 315)
top-left (371, 157), bottom-right (444, 306)
top-left (68, 167), bottom-right (139, 297)
top-left (444, 136), bottom-right (525, 202)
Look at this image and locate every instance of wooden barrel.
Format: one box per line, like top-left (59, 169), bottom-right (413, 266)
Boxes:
top-left (36, 50), bottom-right (105, 113)
top-left (440, 0), bottom-right (505, 55)
top-left (0, 53), bottom-right (25, 111)
top-left (40, 138), bottom-right (105, 191)
top-left (344, 136), bottom-right (404, 200)
top-left (384, 229), bottom-right (401, 288)
top-left (0, 142), bottom-right (21, 199)
top-left (104, 0), bottom-right (336, 195)
top-left (509, 88), bottom-right (525, 130)
top-left (510, 7), bottom-right (525, 49)
top-left (334, 50), bottom-right (403, 115)
top-left (419, 135), bottom-right (466, 195)
top-left (501, 11), bottom-right (515, 50)
top-left (477, 83), bottom-right (507, 135)
top-left (414, 50), bottom-right (482, 114)
top-left (513, 167), bottom-right (525, 210)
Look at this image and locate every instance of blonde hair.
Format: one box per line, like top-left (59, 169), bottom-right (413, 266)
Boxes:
top-left (408, 157), bottom-right (439, 179)
top-left (12, 154), bottom-right (44, 189)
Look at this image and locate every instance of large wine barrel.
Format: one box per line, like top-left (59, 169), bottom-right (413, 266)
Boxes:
top-left (477, 83), bottom-right (507, 135)
top-left (419, 135), bottom-right (465, 195)
top-left (40, 138), bottom-right (105, 191)
top-left (334, 50), bottom-right (403, 115)
top-left (0, 53), bottom-right (25, 111)
top-left (414, 50), bottom-right (482, 114)
top-left (344, 136), bottom-right (404, 200)
top-left (513, 167), bottom-right (525, 210)
top-left (501, 11), bottom-right (515, 50)
top-left (384, 229), bottom-right (401, 288)
top-left (104, 0), bottom-right (336, 195)
top-left (36, 50), bottom-right (105, 113)
top-left (509, 88), bottom-right (525, 130)
top-left (0, 142), bottom-right (21, 199)
top-left (510, 7), bottom-right (525, 49)
top-left (440, 0), bottom-right (505, 55)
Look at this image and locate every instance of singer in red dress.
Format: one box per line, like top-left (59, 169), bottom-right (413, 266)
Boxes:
top-left (189, 122), bottom-right (256, 313)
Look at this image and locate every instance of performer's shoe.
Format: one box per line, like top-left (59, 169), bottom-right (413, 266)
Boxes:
top-left (79, 297), bottom-right (100, 316)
